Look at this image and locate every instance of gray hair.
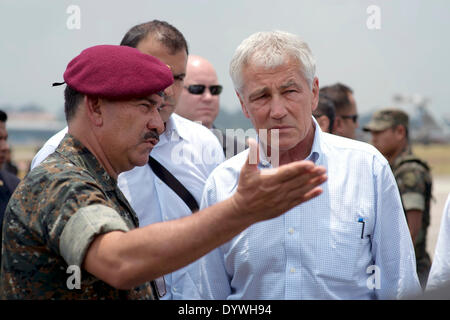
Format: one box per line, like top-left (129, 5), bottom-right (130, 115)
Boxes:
top-left (230, 31), bottom-right (316, 93)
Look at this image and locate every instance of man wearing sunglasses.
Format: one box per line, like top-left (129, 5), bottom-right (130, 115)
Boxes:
top-left (176, 55), bottom-right (222, 129)
top-left (176, 55), bottom-right (246, 159)
top-left (320, 83), bottom-right (359, 139)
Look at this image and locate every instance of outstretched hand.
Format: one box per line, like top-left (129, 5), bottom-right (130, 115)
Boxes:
top-left (231, 138), bottom-right (327, 223)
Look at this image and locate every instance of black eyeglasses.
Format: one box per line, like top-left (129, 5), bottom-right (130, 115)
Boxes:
top-left (185, 84), bottom-right (223, 95)
top-left (340, 114), bottom-right (359, 123)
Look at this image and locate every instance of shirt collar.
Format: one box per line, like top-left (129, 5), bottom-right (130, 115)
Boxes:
top-left (257, 116), bottom-right (322, 168)
top-left (55, 133), bottom-right (117, 192)
top-left (307, 116), bottom-right (323, 163)
top-left (159, 114), bottom-right (192, 145)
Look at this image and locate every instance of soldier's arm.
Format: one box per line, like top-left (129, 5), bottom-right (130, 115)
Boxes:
top-left (82, 140), bottom-right (327, 290)
top-left (406, 209), bottom-right (423, 244)
top-left (396, 164), bottom-right (429, 244)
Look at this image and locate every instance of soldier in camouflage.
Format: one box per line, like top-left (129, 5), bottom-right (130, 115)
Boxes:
top-left (0, 44), bottom-right (173, 299)
top-left (364, 108), bottom-right (433, 289)
top-left (0, 45), bottom-right (326, 299)
top-left (1, 134), bottom-right (156, 299)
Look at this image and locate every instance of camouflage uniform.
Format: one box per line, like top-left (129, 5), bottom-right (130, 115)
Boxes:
top-left (0, 134), bottom-right (155, 299)
top-left (392, 145), bottom-right (432, 288)
top-left (364, 108), bottom-right (433, 288)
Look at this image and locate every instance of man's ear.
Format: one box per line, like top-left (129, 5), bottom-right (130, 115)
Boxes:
top-left (316, 115), bottom-right (330, 133)
top-left (395, 124), bottom-right (406, 140)
top-left (84, 96), bottom-right (103, 127)
top-left (237, 90), bottom-right (250, 119)
top-left (311, 77), bottom-right (319, 113)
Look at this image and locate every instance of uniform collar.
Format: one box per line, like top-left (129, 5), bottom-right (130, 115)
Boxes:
top-left (392, 144), bottom-right (413, 169)
top-left (55, 134), bottom-right (117, 192)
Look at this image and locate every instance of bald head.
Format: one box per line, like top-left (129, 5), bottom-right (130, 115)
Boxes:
top-left (188, 55), bottom-right (216, 72)
top-left (175, 55), bottom-right (222, 128)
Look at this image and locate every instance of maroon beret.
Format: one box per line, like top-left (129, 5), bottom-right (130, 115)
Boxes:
top-left (62, 45), bottom-right (173, 99)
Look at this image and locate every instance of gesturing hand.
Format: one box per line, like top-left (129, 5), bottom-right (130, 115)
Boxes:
top-left (231, 138), bottom-right (327, 223)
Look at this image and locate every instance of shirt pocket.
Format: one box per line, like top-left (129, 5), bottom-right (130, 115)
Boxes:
top-left (318, 220), bottom-right (370, 282)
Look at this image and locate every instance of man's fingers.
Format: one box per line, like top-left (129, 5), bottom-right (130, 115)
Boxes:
top-left (299, 187), bottom-right (324, 203)
top-left (261, 160), bottom-right (314, 177)
top-left (292, 166), bottom-right (327, 187)
top-left (261, 169), bottom-right (326, 213)
top-left (285, 173), bottom-right (327, 203)
top-left (261, 162), bottom-right (326, 186)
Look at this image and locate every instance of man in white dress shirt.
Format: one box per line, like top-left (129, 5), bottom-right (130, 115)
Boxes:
top-left (195, 30), bottom-right (421, 300)
top-left (175, 55), bottom-right (246, 159)
top-left (31, 20), bottom-right (225, 299)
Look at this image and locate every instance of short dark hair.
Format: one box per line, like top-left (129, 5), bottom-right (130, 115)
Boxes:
top-left (313, 94), bottom-right (336, 133)
top-left (64, 20), bottom-right (188, 121)
top-left (319, 83), bottom-right (354, 115)
top-left (64, 85), bottom-right (84, 122)
top-left (120, 20), bottom-right (188, 54)
top-left (0, 110), bottom-right (7, 123)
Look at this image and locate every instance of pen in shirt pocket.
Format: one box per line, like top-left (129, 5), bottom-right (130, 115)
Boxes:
top-left (358, 218), bottom-right (365, 239)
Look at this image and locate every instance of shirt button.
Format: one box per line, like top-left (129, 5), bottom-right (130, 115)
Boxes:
top-left (290, 267), bottom-right (296, 273)
top-left (288, 228), bottom-right (294, 235)
top-left (173, 287), bottom-right (177, 292)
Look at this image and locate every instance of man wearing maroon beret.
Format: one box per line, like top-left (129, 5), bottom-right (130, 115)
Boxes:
top-left (31, 20), bottom-right (225, 299)
top-left (30, 20), bottom-right (227, 299)
top-left (0, 44), bottom-right (327, 299)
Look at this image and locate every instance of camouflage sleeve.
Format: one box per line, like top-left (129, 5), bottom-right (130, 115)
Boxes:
top-left (59, 204), bottom-right (130, 266)
top-left (37, 171), bottom-right (131, 265)
top-left (395, 164), bottom-right (429, 212)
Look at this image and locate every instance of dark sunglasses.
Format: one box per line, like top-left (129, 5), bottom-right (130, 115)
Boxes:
top-left (185, 84), bottom-right (223, 95)
top-left (340, 114), bottom-right (359, 123)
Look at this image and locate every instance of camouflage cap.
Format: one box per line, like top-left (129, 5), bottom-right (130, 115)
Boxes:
top-left (363, 108), bottom-right (409, 132)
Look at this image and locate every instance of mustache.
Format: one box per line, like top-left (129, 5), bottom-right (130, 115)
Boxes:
top-left (143, 130), bottom-right (160, 142)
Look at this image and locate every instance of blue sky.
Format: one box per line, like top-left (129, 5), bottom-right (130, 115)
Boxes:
top-left (1, 0), bottom-right (449, 119)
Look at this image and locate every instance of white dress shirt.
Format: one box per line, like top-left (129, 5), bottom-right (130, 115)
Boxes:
top-left (118, 113), bottom-right (224, 299)
top-left (426, 193), bottom-right (450, 292)
top-left (193, 118), bottom-right (421, 300)
top-left (31, 127), bottom-right (68, 170)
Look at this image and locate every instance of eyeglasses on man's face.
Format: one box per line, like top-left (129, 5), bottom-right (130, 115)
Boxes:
top-left (184, 84), bottom-right (223, 96)
top-left (340, 114), bottom-right (358, 123)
